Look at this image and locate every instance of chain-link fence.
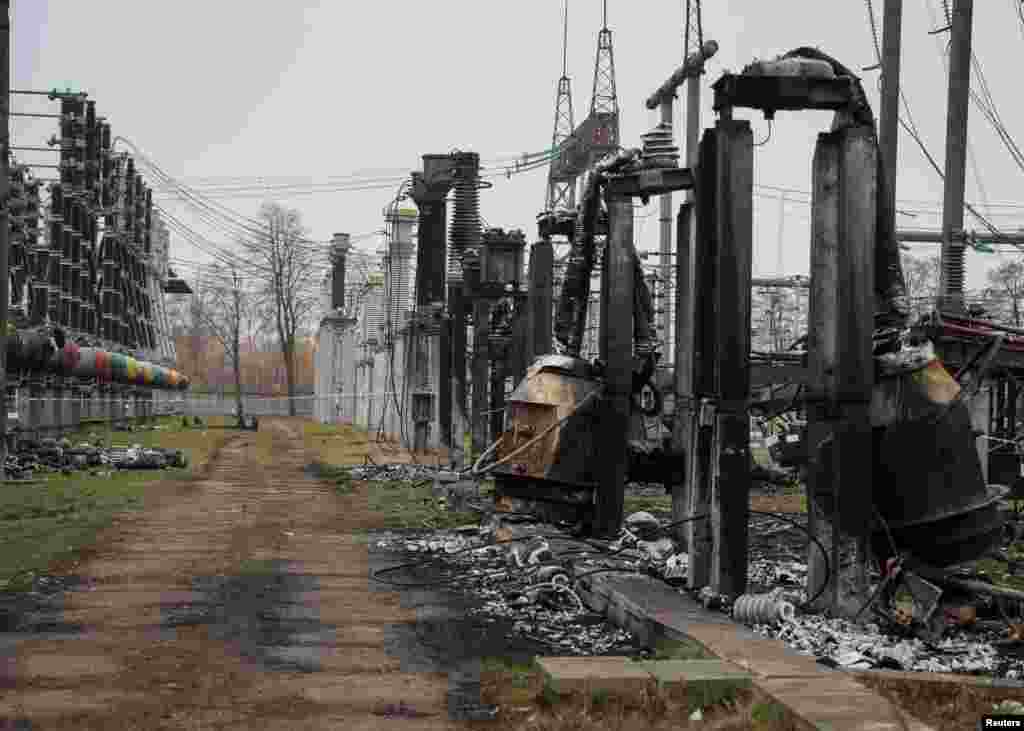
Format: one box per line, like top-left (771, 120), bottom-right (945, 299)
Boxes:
top-left (182, 394), bottom-right (316, 418)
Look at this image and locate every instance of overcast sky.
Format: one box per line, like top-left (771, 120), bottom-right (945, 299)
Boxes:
top-left (11, 1), bottom-right (1024, 293)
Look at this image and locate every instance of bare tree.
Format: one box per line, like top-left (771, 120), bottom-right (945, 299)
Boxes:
top-left (241, 203), bottom-right (320, 416)
top-left (900, 253), bottom-right (941, 321)
top-left (196, 262), bottom-right (253, 423)
top-left (987, 260), bottom-right (1024, 327)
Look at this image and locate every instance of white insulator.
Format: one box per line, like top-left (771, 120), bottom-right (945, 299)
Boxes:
top-left (732, 592), bottom-right (797, 626)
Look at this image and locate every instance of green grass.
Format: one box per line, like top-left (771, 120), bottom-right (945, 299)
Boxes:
top-left (975, 541), bottom-right (1024, 592)
top-left (482, 656), bottom-right (538, 676)
top-left (365, 478), bottom-right (479, 530)
top-left (0, 416), bottom-right (223, 592)
top-left (310, 463), bottom-right (354, 494)
top-left (623, 494), bottom-right (672, 516)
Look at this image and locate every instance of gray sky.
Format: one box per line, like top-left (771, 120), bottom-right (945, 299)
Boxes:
top-left (11, 1), bottom-right (1024, 293)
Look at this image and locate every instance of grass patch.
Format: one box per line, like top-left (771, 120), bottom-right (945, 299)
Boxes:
top-left (307, 462), bottom-right (353, 494)
top-left (623, 494), bottom-right (672, 516)
top-left (0, 415), bottom-right (234, 592)
top-left (364, 479), bottom-right (478, 530)
top-left (646, 637), bottom-right (714, 661)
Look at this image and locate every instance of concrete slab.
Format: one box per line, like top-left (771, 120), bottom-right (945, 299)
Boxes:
top-left (686, 624), bottom-right (825, 679)
top-left (536, 656), bottom-right (654, 696)
top-left (576, 572), bottom-right (938, 730)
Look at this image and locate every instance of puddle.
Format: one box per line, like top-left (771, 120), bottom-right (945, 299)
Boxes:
top-left (0, 575), bottom-right (87, 636)
top-left (160, 560), bottom-right (333, 673)
top-left (369, 529), bottom-right (638, 721)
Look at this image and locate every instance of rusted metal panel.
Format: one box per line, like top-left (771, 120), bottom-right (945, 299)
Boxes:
top-left (493, 359), bottom-right (603, 488)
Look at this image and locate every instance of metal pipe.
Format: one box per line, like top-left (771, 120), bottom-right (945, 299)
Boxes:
top-left (645, 40), bottom-right (719, 110)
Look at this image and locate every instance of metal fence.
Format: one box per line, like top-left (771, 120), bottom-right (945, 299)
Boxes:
top-left (182, 394), bottom-right (316, 418)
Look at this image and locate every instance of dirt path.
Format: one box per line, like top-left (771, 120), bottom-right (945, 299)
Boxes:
top-left (0, 418), bottom-right (479, 730)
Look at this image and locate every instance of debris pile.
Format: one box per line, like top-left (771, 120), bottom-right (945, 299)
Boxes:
top-left (347, 464), bottom-right (450, 482)
top-left (373, 524), bottom-right (639, 656)
top-left (4, 436), bottom-right (188, 478)
top-left (366, 467), bottom-right (1024, 681)
top-left (755, 614), bottom-right (1024, 679)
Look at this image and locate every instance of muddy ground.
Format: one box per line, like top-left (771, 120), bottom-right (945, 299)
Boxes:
top-left (0, 418), bottom-right (500, 730)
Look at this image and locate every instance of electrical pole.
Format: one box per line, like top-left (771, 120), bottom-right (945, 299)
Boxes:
top-left (939, 0), bottom-right (973, 313)
top-left (0, 0), bottom-right (10, 478)
top-left (879, 0), bottom-right (903, 236)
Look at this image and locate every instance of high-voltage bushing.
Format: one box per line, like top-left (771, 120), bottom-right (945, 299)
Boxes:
top-left (732, 592), bottom-right (796, 626)
top-left (639, 122), bottom-right (680, 168)
top-left (449, 151), bottom-right (482, 281)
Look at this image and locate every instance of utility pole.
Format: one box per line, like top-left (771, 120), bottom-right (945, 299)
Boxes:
top-left (879, 0), bottom-right (903, 233)
top-left (0, 0), bottom-right (10, 477)
top-left (939, 0), bottom-right (973, 313)
top-left (658, 97), bottom-right (673, 353)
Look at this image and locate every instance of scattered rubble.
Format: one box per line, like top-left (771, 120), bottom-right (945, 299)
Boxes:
top-left (4, 435), bottom-right (187, 478)
top-left (364, 466), bottom-right (1024, 681)
top-left (373, 525), bottom-right (639, 657)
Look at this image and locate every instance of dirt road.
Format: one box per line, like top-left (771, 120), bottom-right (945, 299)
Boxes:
top-left (0, 419), bottom-right (481, 730)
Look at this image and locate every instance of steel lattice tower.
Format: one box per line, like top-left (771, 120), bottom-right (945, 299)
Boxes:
top-left (589, 0), bottom-right (619, 142)
top-left (546, 1), bottom-right (576, 212)
top-left (684, 0), bottom-right (703, 61)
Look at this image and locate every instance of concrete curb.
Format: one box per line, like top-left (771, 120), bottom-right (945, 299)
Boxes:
top-left (576, 570), bottom-right (936, 731)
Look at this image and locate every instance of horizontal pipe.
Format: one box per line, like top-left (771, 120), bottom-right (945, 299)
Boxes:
top-left (897, 228), bottom-right (1024, 245)
top-left (645, 40), bottom-right (719, 110)
top-left (6, 332), bottom-right (190, 390)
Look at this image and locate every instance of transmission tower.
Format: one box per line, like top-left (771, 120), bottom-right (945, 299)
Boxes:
top-left (589, 0), bottom-right (619, 143)
top-left (683, 0), bottom-right (703, 61)
top-left (546, 1), bottom-right (576, 212)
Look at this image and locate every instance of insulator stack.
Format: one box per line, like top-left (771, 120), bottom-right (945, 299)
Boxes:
top-left (640, 122), bottom-right (679, 167)
top-left (732, 593), bottom-right (796, 626)
top-left (449, 151), bottom-right (481, 283)
top-left (944, 245), bottom-right (966, 303)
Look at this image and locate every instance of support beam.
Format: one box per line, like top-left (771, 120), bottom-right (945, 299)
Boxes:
top-left (709, 119), bottom-right (754, 597)
top-left (679, 68), bottom-right (704, 572)
top-left (528, 239), bottom-right (554, 360)
top-left (835, 127), bottom-right (877, 600)
top-left (471, 296), bottom-right (490, 460)
top-left (938, 0), bottom-right (973, 312)
top-left (595, 193), bottom-right (634, 537)
top-left (807, 133), bottom-right (842, 613)
top-left (658, 100), bottom-right (674, 354)
top-left (671, 200), bottom-right (695, 549)
top-left (0, 0), bottom-right (8, 476)
top-left (879, 0), bottom-right (903, 241)
top-left (688, 129), bottom-right (718, 590)
top-left (806, 127), bottom-right (877, 615)
top-left (450, 284), bottom-right (468, 467)
top-left (489, 354), bottom-right (505, 443)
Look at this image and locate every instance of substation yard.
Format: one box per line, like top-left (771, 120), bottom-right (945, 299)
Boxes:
top-left (0, 419), bottom-right (1020, 730)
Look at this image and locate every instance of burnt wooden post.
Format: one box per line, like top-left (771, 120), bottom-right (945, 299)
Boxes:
top-left (835, 127), bottom-right (877, 600)
top-left (806, 135), bottom-right (841, 611)
top-left (709, 118), bottom-right (754, 597)
top-left (595, 192), bottom-right (634, 537)
top-left (527, 239), bottom-right (554, 362)
top-left (807, 126), bottom-right (877, 613)
top-left (471, 295), bottom-right (490, 460)
top-left (489, 352), bottom-right (505, 442)
top-left (687, 129), bottom-right (719, 589)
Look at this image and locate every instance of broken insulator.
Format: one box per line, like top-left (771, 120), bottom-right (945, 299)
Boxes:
top-left (732, 592), bottom-right (797, 626)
